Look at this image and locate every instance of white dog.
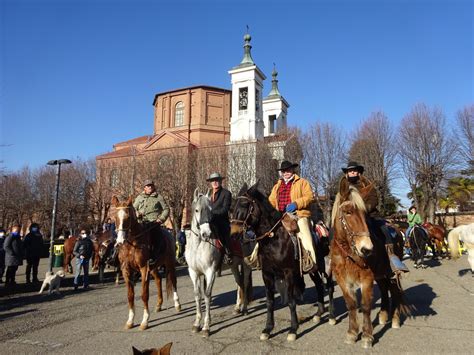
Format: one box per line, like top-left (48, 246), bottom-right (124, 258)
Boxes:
top-left (39, 270), bottom-right (66, 295)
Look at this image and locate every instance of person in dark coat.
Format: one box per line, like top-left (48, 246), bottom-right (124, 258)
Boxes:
top-left (73, 229), bottom-right (94, 290)
top-left (23, 223), bottom-right (43, 283)
top-left (4, 224), bottom-right (23, 286)
top-left (206, 172), bottom-right (232, 264)
top-left (0, 227), bottom-right (6, 283)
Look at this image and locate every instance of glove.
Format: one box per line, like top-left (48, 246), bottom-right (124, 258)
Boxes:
top-left (285, 203), bottom-right (297, 213)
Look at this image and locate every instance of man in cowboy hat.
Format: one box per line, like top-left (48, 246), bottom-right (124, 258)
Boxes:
top-left (206, 172), bottom-right (233, 264)
top-left (269, 160), bottom-right (316, 268)
top-left (133, 179), bottom-right (170, 266)
top-left (340, 161), bottom-right (409, 274)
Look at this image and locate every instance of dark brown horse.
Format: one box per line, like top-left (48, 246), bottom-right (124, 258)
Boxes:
top-left (330, 182), bottom-right (410, 349)
top-left (91, 230), bottom-right (121, 283)
top-left (230, 182), bottom-right (334, 342)
top-left (112, 196), bottom-right (181, 330)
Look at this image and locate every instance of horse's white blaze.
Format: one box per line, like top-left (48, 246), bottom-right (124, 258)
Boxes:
top-left (116, 209), bottom-right (127, 244)
top-left (127, 307), bottom-right (135, 325)
top-left (200, 223), bottom-right (212, 238)
top-left (116, 231), bottom-right (125, 244)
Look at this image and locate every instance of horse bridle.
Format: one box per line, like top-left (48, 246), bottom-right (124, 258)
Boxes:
top-left (115, 206), bottom-right (153, 243)
top-left (230, 195), bottom-right (256, 234)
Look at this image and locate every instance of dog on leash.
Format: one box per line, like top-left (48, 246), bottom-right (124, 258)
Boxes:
top-left (39, 270), bottom-right (66, 295)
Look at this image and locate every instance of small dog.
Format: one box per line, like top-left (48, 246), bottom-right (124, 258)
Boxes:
top-left (39, 270), bottom-right (66, 295)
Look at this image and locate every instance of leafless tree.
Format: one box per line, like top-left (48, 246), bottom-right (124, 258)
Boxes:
top-left (349, 111), bottom-right (398, 215)
top-left (398, 103), bottom-right (459, 222)
top-left (456, 104), bottom-right (474, 173)
top-left (300, 122), bottom-right (347, 224)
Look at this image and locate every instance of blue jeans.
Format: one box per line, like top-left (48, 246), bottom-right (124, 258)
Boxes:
top-left (74, 258), bottom-right (89, 287)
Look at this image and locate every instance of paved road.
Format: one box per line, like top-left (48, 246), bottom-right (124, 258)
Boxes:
top-left (1, 255), bottom-right (473, 354)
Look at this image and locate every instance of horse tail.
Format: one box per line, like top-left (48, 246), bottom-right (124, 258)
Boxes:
top-left (394, 274), bottom-right (416, 317)
top-left (448, 227), bottom-right (461, 259)
top-left (165, 268), bottom-right (174, 299)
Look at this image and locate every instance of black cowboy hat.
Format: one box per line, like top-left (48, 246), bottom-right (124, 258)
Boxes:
top-left (206, 172), bottom-right (225, 182)
top-left (342, 161), bottom-right (365, 174)
top-left (277, 160), bottom-right (299, 171)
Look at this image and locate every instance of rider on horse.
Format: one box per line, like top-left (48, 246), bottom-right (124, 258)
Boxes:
top-left (269, 160), bottom-right (316, 268)
top-left (206, 172), bottom-right (233, 265)
top-left (340, 161), bottom-right (409, 275)
top-left (406, 205), bottom-right (422, 238)
top-left (133, 179), bottom-right (170, 266)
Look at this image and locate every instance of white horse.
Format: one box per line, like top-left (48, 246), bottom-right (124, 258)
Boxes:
top-left (185, 189), bottom-right (222, 337)
top-left (448, 223), bottom-right (474, 276)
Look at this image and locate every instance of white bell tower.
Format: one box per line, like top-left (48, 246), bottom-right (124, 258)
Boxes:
top-left (262, 65), bottom-right (289, 136)
top-left (228, 33), bottom-right (266, 142)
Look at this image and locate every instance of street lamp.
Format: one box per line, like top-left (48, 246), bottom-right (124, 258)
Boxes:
top-left (47, 159), bottom-right (72, 272)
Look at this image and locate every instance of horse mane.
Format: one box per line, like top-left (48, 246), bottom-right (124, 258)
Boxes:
top-left (331, 187), bottom-right (367, 226)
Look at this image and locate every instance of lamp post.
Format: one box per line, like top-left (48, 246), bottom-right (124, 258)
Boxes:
top-left (47, 159), bottom-right (72, 272)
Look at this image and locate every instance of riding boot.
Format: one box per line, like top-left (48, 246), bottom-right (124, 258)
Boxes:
top-left (108, 244), bottom-right (120, 266)
top-left (386, 244), bottom-right (409, 275)
top-left (148, 242), bottom-right (157, 267)
top-left (223, 247), bottom-right (233, 265)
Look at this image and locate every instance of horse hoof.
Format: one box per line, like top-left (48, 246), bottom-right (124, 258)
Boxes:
top-left (260, 333), bottom-right (270, 341)
top-left (392, 320), bottom-right (401, 329)
top-left (175, 305), bottom-right (181, 312)
top-left (192, 325), bottom-right (200, 333)
top-left (344, 334), bottom-right (357, 344)
top-left (139, 323), bottom-right (148, 331)
top-left (328, 318), bottom-right (337, 326)
top-left (361, 339), bottom-right (372, 349)
top-left (202, 330), bottom-right (210, 338)
top-left (155, 306), bottom-right (162, 313)
top-left (312, 315), bottom-right (320, 323)
top-left (232, 309), bottom-right (241, 316)
top-left (124, 323), bottom-right (133, 330)
top-left (287, 333), bottom-right (297, 342)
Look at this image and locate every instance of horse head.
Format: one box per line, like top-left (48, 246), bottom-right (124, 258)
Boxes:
top-left (191, 188), bottom-right (213, 239)
top-left (332, 186), bottom-right (373, 258)
top-left (111, 195), bottom-right (135, 244)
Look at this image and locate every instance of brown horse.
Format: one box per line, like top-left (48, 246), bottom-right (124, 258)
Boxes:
top-left (63, 236), bottom-right (78, 273)
top-left (330, 182), bottom-right (410, 349)
top-left (91, 230), bottom-right (121, 283)
top-left (112, 196), bottom-right (181, 330)
top-left (423, 222), bottom-right (449, 257)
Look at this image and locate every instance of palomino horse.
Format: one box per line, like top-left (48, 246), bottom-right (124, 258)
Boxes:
top-left (185, 190), bottom-right (222, 337)
top-left (423, 222), bottom-right (449, 257)
top-left (448, 223), bottom-right (474, 276)
top-left (112, 196), bottom-right (181, 330)
top-left (331, 182), bottom-right (409, 349)
top-left (230, 182), bottom-right (334, 342)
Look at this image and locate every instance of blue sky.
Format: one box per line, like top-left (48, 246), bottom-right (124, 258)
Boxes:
top-left (1, 0), bottom-right (473, 190)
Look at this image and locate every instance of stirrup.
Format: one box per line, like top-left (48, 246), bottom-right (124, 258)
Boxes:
top-left (389, 255), bottom-right (409, 273)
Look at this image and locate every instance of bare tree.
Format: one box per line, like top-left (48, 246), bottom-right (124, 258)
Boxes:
top-left (399, 103), bottom-right (459, 222)
top-left (349, 111), bottom-right (398, 215)
top-left (300, 122), bottom-right (347, 224)
top-left (456, 104), bottom-right (474, 173)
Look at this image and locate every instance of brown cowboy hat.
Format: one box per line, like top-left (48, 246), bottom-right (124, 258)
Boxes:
top-left (342, 161), bottom-right (364, 174)
top-left (277, 160), bottom-right (299, 171)
top-left (206, 172), bottom-right (225, 182)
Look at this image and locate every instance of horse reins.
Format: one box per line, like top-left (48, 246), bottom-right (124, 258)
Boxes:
top-left (334, 213), bottom-right (369, 269)
top-left (115, 206), bottom-right (158, 246)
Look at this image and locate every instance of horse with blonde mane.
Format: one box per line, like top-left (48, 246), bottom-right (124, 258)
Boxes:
top-left (448, 223), bottom-right (474, 276)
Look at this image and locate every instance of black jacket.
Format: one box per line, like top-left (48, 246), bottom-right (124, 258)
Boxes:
top-left (73, 237), bottom-right (93, 259)
top-left (23, 232), bottom-right (44, 258)
top-left (209, 187), bottom-right (232, 225)
top-left (4, 234), bottom-right (23, 267)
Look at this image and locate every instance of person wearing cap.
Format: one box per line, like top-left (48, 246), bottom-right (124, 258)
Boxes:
top-left (0, 227), bottom-right (6, 283)
top-left (269, 160), bottom-right (316, 267)
top-left (133, 179), bottom-right (170, 266)
top-left (340, 161), bottom-right (409, 274)
top-left (406, 206), bottom-right (422, 237)
top-left (23, 223), bottom-right (43, 284)
top-left (206, 172), bottom-right (233, 264)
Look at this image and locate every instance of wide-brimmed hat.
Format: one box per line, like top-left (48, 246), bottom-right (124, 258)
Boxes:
top-left (206, 172), bottom-right (225, 182)
top-left (143, 179), bottom-right (155, 187)
top-left (342, 161), bottom-right (364, 174)
top-left (277, 160), bottom-right (299, 171)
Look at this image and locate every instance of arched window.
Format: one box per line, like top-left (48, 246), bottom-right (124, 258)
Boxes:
top-left (175, 102), bottom-right (184, 126)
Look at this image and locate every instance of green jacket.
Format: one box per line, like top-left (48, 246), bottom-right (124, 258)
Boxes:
top-left (133, 191), bottom-right (170, 223)
top-left (407, 212), bottom-right (422, 227)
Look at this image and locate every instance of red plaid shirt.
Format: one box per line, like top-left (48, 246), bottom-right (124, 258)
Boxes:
top-left (278, 180), bottom-right (293, 212)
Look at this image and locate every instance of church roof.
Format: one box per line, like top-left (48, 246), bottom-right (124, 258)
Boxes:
top-left (113, 135), bottom-right (153, 148)
top-left (152, 85), bottom-right (231, 106)
top-left (96, 146), bottom-right (144, 160)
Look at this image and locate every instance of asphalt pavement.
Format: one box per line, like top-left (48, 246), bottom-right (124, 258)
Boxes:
top-left (1, 254), bottom-right (473, 354)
